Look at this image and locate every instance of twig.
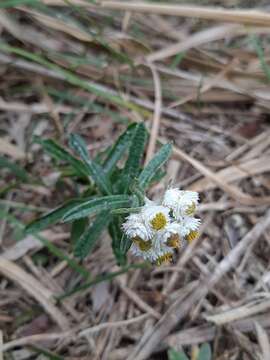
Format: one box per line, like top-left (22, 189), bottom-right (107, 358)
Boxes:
top-left (145, 62), bottom-right (162, 164)
top-left (79, 314), bottom-right (149, 337)
top-left (0, 332), bottom-right (72, 353)
top-left (100, 2), bottom-right (270, 26)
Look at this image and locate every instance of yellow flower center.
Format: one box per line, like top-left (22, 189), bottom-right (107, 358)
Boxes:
top-left (166, 233), bottom-right (181, 248)
top-left (186, 230), bottom-right (199, 243)
top-left (132, 236), bottom-right (152, 251)
top-left (155, 252), bottom-right (173, 266)
top-left (185, 202), bottom-right (196, 216)
top-left (150, 212), bottom-right (167, 230)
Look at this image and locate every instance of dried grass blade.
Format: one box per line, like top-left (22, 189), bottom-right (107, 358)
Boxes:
top-left (190, 157), bottom-right (270, 192)
top-left (100, 2), bottom-right (270, 26)
top-left (0, 258), bottom-right (70, 330)
top-left (255, 322), bottom-right (270, 360)
top-left (172, 145), bottom-right (270, 206)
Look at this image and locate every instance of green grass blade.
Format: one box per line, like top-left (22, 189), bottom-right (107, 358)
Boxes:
top-left (103, 123), bottom-right (136, 175)
top-left (74, 211), bottom-right (111, 259)
top-left (251, 35), bottom-right (270, 83)
top-left (120, 123), bottom-right (147, 193)
top-left (0, 208), bottom-right (89, 279)
top-left (0, 0), bottom-right (38, 8)
top-left (62, 195), bottom-right (131, 222)
top-left (25, 198), bottom-right (88, 234)
top-left (198, 343), bottom-right (212, 360)
top-left (0, 156), bottom-right (29, 182)
top-left (69, 134), bottom-right (112, 195)
top-left (58, 263), bottom-right (148, 300)
top-left (138, 143), bottom-right (172, 189)
top-left (0, 43), bottom-right (143, 113)
top-left (168, 349), bottom-right (189, 360)
top-left (36, 233), bottom-right (90, 278)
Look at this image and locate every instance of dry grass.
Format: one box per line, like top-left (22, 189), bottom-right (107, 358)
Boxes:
top-left (0, 1), bottom-right (270, 359)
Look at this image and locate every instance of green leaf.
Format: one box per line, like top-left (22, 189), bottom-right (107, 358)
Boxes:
top-left (71, 218), bottom-right (88, 246)
top-left (25, 198), bottom-right (87, 234)
top-left (69, 134), bottom-right (112, 195)
top-left (120, 233), bottom-right (132, 255)
top-left (168, 348), bottom-right (189, 360)
top-left (120, 123), bottom-right (147, 193)
top-left (35, 137), bottom-right (89, 179)
top-left (63, 195), bottom-right (131, 222)
top-left (103, 123), bottom-right (136, 175)
top-left (109, 218), bottom-right (126, 265)
top-left (198, 343), bottom-right (212, 360)
top-left (0, 0), bottom-right (37, 8)
top-left (139, 143), bottom-right (172, 189)
top-left (74, 212), bottom-right (111, 259)
top-left (0, 156), bottom-right (29, 182)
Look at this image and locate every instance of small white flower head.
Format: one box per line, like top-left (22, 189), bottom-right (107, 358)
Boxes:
top-left (141, 205), bottom-right (171, 233)
top-left (161, 222), bottom-right (183, 249)
top-left (130, 236), bottom-right (173, 263)
top-left (123, 188), bottom-right (201, 265)
top-left (163, 188), bottom-right (199, 218)
top-left (122, 213), bottom-right (150, 241)
top-left (178, 216), bottom-right (201, 237)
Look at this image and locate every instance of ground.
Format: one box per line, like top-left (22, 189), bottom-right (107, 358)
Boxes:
top-left (0, 1), bottom-right (270, 359)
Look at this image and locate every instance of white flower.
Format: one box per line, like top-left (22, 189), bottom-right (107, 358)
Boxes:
top-left (130, 238), bottom-right (173, 262)
top-left (160, 222), bottom-right (183, 249)
top-left (163, 188), bottom-right (199, 218)
top-left (141, 204), bottom-right (171, 232)
top-left (178, 216), bottom-right (201, 237)
top-left (123, 189), bottom-right (201, 264)
top-left (122, 213), bottom-right (150, 241)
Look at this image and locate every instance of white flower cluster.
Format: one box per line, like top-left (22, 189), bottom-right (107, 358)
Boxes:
top-left (122, 188), bottom-right (200, 265)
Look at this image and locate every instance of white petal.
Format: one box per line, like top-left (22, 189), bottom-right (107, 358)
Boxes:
top-left (141, 204), bottom-right (171, 231)
top-left (178, 216), bottom-right (201, 237)
top-left (163, 188), bottom-right (182, 209)
top-left (122, 213), bottom-right (151, 240)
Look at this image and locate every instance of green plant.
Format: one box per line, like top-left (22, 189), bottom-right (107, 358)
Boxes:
top-left (168, 343), bottom-right (212, 360)
top-left (25, 122), bottom-right (172, 266)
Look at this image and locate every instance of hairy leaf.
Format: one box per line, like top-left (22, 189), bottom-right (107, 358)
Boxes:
top-left (120, 123), bottom-right (147, 193)
top-left (69, 134), bottom-right (112, 195)
top-left (25, 198), bottom-right (86, 234)
top-left (139, 143), bottom-right (172, 189)
top-left (74, 212), bottom-right (111, 259)
top-left (35, 137), bottom-right (88, 178)
top-left (63, 195), bottom-right (131, 222)
top-left (103, 123), bottom-right (136, 175)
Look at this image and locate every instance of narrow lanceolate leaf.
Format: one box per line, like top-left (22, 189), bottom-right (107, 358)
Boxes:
top-left (138, 143), bottom-right (172, 189)
top-left (109, 218), bottom-right (126, 266)
top-left (34, 137), bottom-right (89, 179)
top-left (71, 218), bottom-right (88, 246)
top-left (69, 134), bottom-right (112, 195)
top-left (103, 123), bottom-right (136, 175)
top-left (0, 156), bottom-right (29, 182)
top-left (25, 198), bottom-right (87, 234)
top-left (120, 233), bottom-right (132, 256)
top-left (120, 123), bottom-right (147, 193)
top-left (62, 195), bottom-right (131, 222)
top-left (74, 212), bottom-right (111, 259)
